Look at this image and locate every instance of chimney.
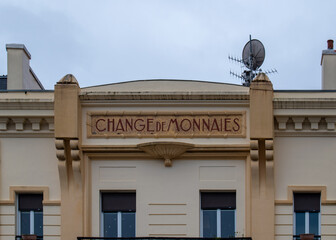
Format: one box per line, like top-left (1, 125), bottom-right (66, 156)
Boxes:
top-left (321, 39), bottom-right (336, 90)
top-left (6, 44), bottom-right (44, 90)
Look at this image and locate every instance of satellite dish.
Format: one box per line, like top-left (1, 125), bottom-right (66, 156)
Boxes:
top-left (242, 39), bottom-right (265, 70)
top-left (229, 35), bottom-right (275, 87)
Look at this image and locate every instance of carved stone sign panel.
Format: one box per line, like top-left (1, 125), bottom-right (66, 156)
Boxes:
top-left (88, 112), bottom-right (246, 138)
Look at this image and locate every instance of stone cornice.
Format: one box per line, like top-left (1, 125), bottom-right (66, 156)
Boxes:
top-left (274, 98), bottom-right (336, 109)
top-left (79, 92), bottom-right (250, 101)
top-left (82, 144), bottom-right (250, 159)
top-left (0, 99), bottom-right (54, 110)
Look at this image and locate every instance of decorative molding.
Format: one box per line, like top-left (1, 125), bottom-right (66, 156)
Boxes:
top-left (275, 186), bottom-right (336, 205)
top-left (138, 142), bottom-right (194, 167)
top-left (0, 117), bottom-right (54, 135)
top-left (274, 116), bottom-right (336, 135)
top-left (0, 186), bottom-right (60, 206)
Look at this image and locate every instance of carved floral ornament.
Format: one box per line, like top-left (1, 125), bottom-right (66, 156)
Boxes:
top-left (138, 142), bottom-right (194, 167)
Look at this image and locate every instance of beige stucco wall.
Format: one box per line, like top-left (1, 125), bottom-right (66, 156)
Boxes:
top-left (82, 86), bottom-right (250, 237)
top-left (274, 136), bottom-right (336, 239)
top-left (274, 137), bottom-right (336, 200)
top-left (0, 137), bottom-right (60, 239)
top-left (0, 137), bottom-right (60, 200)
top-left (90, 158), bottom-right (246, 237)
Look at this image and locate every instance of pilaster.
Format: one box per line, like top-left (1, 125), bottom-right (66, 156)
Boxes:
top-left (54, 74), bottom-right (83, 240)
top-left (249, 73), bottom-right (275, 240)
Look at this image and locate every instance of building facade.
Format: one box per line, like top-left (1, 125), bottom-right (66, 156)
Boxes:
top-left (1, 42), bottom-right (336, 240)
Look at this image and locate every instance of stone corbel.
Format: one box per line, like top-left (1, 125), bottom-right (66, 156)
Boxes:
top-left (29, 118), bottom-right (42, 131)
top-left (55, 138), bottom-right (82, 186)
top-left (0, 117), bottom-right (9, 131)
top-left (11, 117), bottom-right (25, 131)
top-left (292, 117), bottom-right (305, 130)
top-left (55, 139), bottom-right (66, 161)
top-left (44, 117), bottom-right (55, 131)
top-left (70, 139), bottom-right (80, 161)
top-left (265, 139), bottom-right (273, 161)
top-left (250, 139), bottom-right (273, 161)
top-left (70, 139), bottom-right (81, 184)
top-left (325, 117), bottom-right (336, 131)
top-left (308, 117), bottom-right (321, 130)
top-left (275, 117), bottom-right (289, 130)
top-left (250, 140), bottom-right (259, 161)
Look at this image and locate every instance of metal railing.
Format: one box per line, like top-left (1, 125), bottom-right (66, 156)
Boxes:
top-left (77, 238), bottom-right (252, 240)
top-left (15, 236), bottom-right (43, 240)
top-left (293, 235), bottom-right (321, 240)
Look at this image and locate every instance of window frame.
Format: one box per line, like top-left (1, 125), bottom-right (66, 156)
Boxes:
top-left (293, 193), bottom-right (321, 236)
top-left (294, 211), bottom-right (321, 236)
top-left (200, 192), bottom-right (236, 238)
top-left (200, 208), bottom-right (236, 237)
top-left (16, 193), bottom-right (43, 236)
top-left (100, 192), bottom-right (136, 237)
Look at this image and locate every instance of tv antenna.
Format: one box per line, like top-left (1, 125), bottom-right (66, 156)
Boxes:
top-left (229, 35), bottom-right (277, 86)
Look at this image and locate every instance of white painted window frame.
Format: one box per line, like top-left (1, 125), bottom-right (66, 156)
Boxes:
top-left (16, 197), bottom-right (37, 235)
top-left (101, 211), bottom-right (135, 237)
top-left (293, 211), bottom-right (321, 235)
top-left (200, 209), bottom-right (236, 237)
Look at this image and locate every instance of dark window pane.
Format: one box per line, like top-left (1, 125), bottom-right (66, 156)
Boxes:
top-left (295, 212), bottom-right (305, 235)
top-left (19, 194), bottom-right (43, 211)
top-left (34, 211), bottom-right (43, 236)
top-left (203, 210), bottom-right (217, 237)
top-left (201, 192), bottom-right (236, 210)
top-left (221, 210), bottom-right (235, 238)
top-left (294, 193), bottom-right (320, 212)
top-left (0, 76), bottom-right (7, 90)
top-left (122, 212), bottom-right (135, 237)
top-left (309, 212), bottom-right (319, 235)
top-left (103, 212), bottom-right (117, 237)
top-left (102, 193), bottom-right (136, 212)
top-left (21, 212), bottom-right (30, 235)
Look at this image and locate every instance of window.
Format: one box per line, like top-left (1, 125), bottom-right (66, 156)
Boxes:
top-left (17, 194), bottom-right (43, 236)
top-left (101, 192), bottom-right (136, 237)
top-left (294, 193), bottom-right (320, 236)
top-left (201, 192), bottom-right (236, 238)
top-left (0, 76), bottom-right (7, 90)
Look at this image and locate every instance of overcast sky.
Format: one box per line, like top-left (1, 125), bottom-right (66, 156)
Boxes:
top-left (0, 0), bottom-right (335, 90)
